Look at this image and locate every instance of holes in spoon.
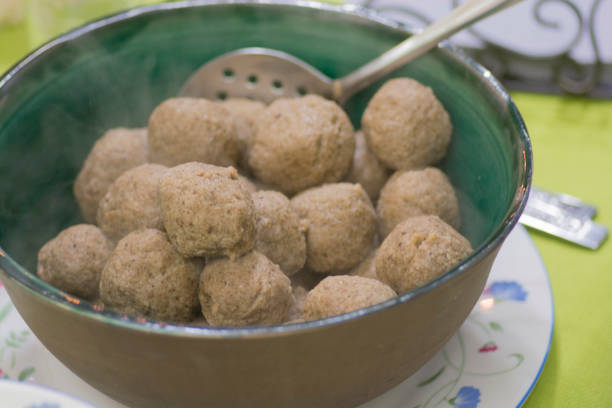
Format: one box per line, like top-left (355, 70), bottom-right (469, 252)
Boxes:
top-left (245, 74), bottom-right (259, 90)
top-left (271, 80), bottom-right (284, 95)
top-left (222, 68), bottom-right (235, 79)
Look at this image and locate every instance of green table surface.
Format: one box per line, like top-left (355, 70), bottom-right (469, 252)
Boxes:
top-left (1, 2), bottom-right (611, 407)
top-left (511, 93), bottom-right (612, 408)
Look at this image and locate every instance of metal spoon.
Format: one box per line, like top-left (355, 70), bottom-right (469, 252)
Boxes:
top-left (179, 0), bottom-right (608, 249)
top-left (179, 0), bottom-right (523, 104)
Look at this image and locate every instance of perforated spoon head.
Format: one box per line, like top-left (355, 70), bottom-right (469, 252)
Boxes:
top-left (179, 0), bottom-right (522, 104)
top-left (179, 48), bottom-right (333, 103)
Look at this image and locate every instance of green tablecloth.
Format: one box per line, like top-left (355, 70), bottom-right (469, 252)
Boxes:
top-left (511, 93), bottom-right (612, 408)
top-left (1, 3), bottom-right (611, 407)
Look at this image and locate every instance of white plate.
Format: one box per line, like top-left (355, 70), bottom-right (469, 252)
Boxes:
top-left (0, 225), bottom-right (553, 408)
top-left (0, 380), bottom-right (97, 408)
top-left (360, 225), bottom-right (554, 408)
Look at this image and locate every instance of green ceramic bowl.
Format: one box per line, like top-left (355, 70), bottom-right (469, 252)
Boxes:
top-left (0, 1), bottom-right (532, 407)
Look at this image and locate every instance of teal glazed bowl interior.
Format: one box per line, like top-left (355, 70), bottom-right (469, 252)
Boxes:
top-left (0, 1), bottom-right (531, 407)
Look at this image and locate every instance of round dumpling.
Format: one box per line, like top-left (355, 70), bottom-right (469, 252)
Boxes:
top-left (74, 128), bottom-right (148, 223)
top-left (291, 183), bottom-right (377, 274)
top-left (362, 78), bottom-right (452, 170)
top-left (377, 167), bottom-right (460, 238)
top-left (158, 162), bottom-right (255, 259)
top-left (376, 215), bottom-right (472, 294)
top-left (249, 95), bottom-right (355, 195)
top-left (99, 229), bottom-right (201, 322)
top-left (147, 97), bottom-right (239, 167)
top-left (304, 275), bottom-right (396, 320)
top-left (37, 224), bottom-right (112, 300)
top-left (199, 251), bottom-right (293, 326)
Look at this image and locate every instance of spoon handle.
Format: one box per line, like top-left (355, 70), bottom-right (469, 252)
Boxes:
top-left (335, 0), bottom-right (523, 103)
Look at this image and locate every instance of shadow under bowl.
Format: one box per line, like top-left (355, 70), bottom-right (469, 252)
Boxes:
top-left (0, 1), bottom-right (532, 407)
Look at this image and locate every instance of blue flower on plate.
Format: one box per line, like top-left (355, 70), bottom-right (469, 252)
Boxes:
top-left (25, 403), bottom-right (61, 408)
top-left (483, 281), bottom-right (527, 302)
top-left (449, 386), bottom-right (481, 408)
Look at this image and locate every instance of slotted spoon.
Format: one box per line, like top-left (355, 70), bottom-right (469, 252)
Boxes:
top-left (179, 0), bottom-right (608, 249)
top-left (180, 0), bottom-right (523, 104)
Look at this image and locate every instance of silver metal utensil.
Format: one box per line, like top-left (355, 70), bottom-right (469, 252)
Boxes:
top-left (179, 0), bottom-right (523, 104)
top-left (179, 0), bottom-right (608, 249)
top-left (520, 187), bottom-right (608, 249)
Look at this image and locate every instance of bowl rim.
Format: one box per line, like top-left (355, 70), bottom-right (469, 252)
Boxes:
top-left (0, 0), bottom-right (532, 338)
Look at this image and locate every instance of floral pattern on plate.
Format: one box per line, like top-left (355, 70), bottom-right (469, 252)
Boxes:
top-left (0, 226), bottom-right (553, 408)
top-left (361, 226), bottom-right (554, 408)
top-left (408, 280), bottom-right (529, 408)
top-left (0, 379), bottom-right (96, 408)
top-left (0, 280), bottom-right (36, 382)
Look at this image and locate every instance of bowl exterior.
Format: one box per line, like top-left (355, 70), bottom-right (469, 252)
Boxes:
top-left (0, 1), bottom-right (531, 407)
top-left (1, 246), bottom-right (496, 408)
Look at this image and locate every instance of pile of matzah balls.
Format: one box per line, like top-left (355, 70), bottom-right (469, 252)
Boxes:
top-left (37, 78), bottom-right (472, 326)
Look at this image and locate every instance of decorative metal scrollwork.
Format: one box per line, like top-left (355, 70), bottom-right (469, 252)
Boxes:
top-left (359, 0), bottom-right (610, 98)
